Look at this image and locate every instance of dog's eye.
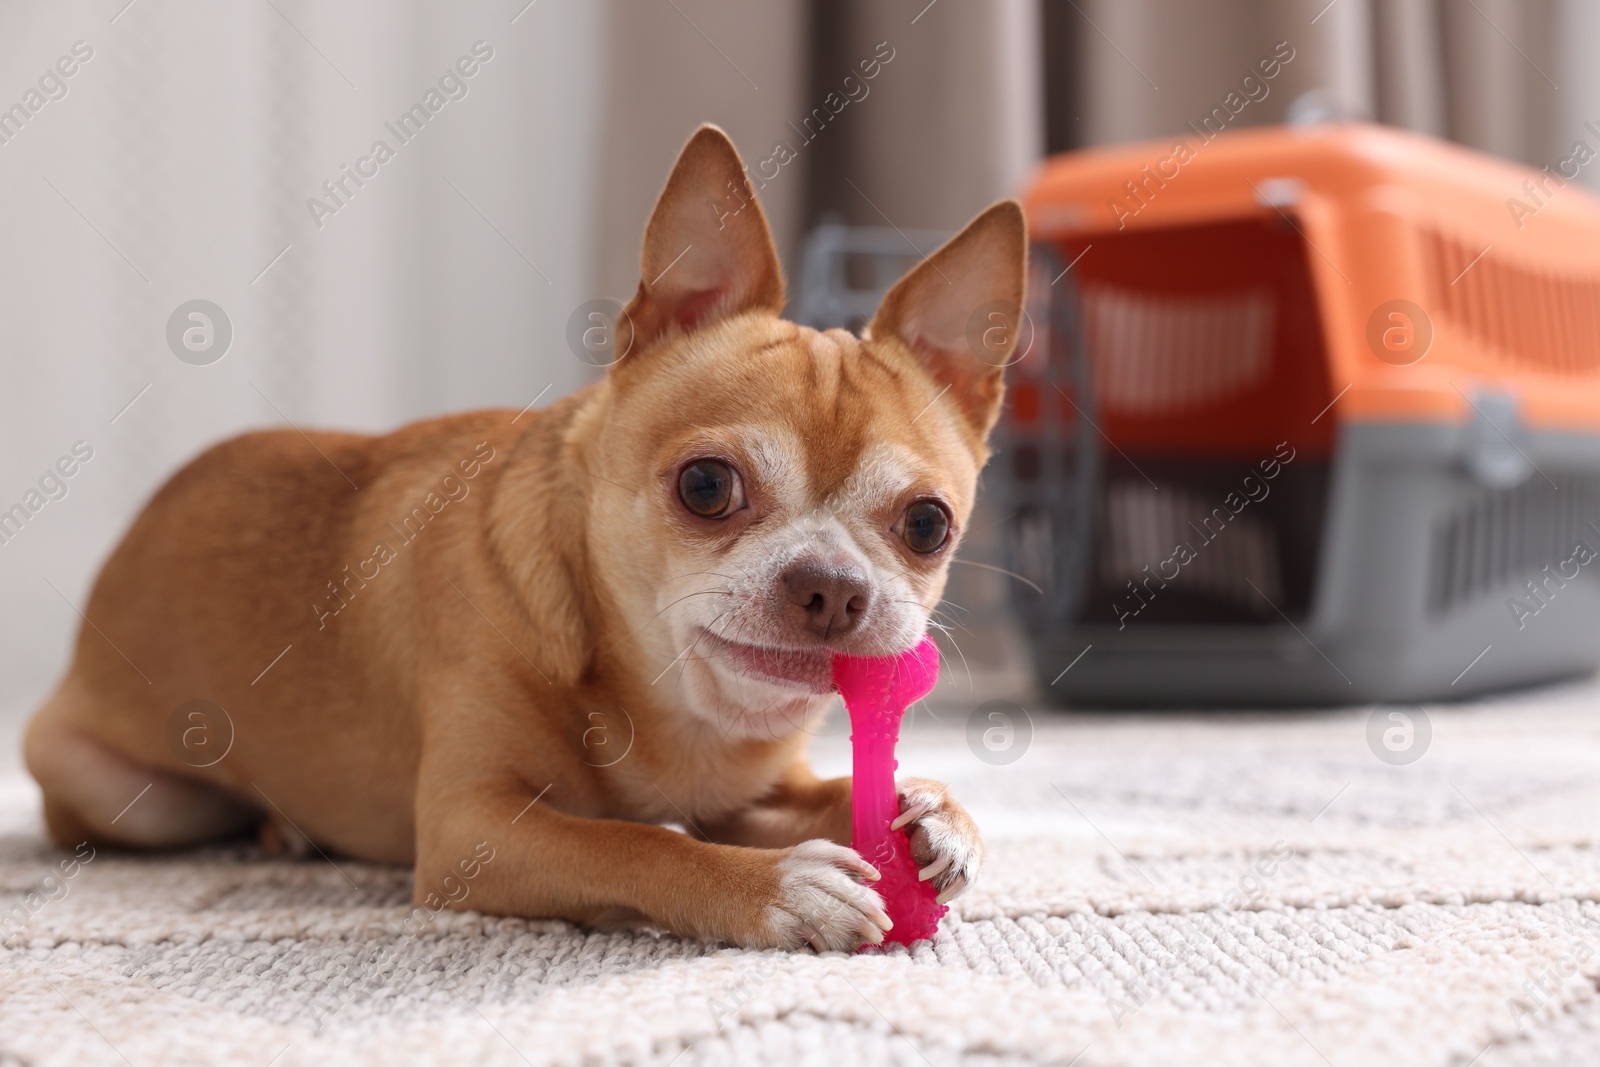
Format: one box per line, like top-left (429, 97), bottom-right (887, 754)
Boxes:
top-left (678, 459), bottom-right (740, 518)
top-left (902, 501), bottom-right (951, 553)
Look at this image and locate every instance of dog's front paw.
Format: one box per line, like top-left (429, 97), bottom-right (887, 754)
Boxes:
top-left (763, 839), bottom-right (893, 952)
top-left (893, 777), bottom-right (983, 905)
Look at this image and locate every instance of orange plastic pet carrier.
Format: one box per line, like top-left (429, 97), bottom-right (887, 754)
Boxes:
top-left (997, 122), bottom-right (1600, 704)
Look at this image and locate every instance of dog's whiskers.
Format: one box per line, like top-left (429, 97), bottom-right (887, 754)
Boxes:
top-left (669, 605), bottom-right (741, 693)
top-left (939, 628), bottom-right (975, 692)
top-left (610, 587), bottom-right (737, 662)
top-left (665, 568), bottom-right (746, 585)
top-left (948, 557), bottom-right (1044, 595)
top-left (927, 607), bottom-right (973, 637)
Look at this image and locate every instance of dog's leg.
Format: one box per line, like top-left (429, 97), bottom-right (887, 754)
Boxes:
top-left (414, 772), bottom-right (893, 951)
top-left (703, 763), bottom-right (983, 906)
top-left (699, 763), bottom-right (852, 848)
top-left (25, 707), bottom-right (258, 849)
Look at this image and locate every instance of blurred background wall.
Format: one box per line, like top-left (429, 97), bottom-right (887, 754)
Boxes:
top-left (1, 0), bottom-right (1598, 763)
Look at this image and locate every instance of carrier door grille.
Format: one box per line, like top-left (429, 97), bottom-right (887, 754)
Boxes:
top-left (1081, 285), bottom-right (1275, 416)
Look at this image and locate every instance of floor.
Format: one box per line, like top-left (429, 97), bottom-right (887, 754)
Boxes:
top-left (5, 674), bottom-right (1600, 1065)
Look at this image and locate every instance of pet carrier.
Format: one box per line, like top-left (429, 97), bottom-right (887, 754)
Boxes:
top-left (793, 220), bottom-right (953, 332)
top-left (1000, 122), bottom-right (1600, 705)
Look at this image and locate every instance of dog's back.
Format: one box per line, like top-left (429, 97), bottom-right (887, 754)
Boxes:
top-left (24, 405), bottom-right (549, 862)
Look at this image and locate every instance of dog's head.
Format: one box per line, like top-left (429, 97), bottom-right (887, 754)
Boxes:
top-left (585, 126), bottom-right (1025, 738)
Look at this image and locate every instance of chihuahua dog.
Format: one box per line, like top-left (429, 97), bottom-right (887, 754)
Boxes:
top-left (25, 126), bottom-right (1025, 951)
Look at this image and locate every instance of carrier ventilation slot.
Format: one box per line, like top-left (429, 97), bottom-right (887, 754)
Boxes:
top-left (1424, 231), bottom-right (1600, 375)
top-left (1429, 474), bottom-right (1600, 612)
top-left (1099, 483), bottom-right (1283, 617)
top-left (1080, 285), bottom-right (1274, 415)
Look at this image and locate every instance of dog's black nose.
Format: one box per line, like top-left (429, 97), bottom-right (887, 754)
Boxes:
top-left (782, 560), bottom-right (871, 639)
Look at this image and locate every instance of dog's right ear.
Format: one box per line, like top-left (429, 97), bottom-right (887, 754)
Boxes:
top-left (614, 126), bottom-right (786, 363)
top-left (867, 201), bottom-right (1027, 443)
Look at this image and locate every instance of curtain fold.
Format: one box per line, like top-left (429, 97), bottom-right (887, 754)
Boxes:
top-left (1048, 0), bottom-right (1593, 189)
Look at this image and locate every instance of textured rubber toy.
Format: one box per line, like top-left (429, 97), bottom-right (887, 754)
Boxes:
top-left (832, 636), bottom-right (947, 947)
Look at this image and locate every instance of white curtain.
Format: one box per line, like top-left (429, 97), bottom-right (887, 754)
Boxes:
top-left (0, 0), bottom-right (604, 758)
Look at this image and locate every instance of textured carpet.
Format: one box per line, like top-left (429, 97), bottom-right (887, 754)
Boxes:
top-left (6, 677), bottom-right (1600, 1067)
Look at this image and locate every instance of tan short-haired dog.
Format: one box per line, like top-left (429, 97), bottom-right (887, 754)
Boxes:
top-left (26, 126), bottom-right (1025, 951)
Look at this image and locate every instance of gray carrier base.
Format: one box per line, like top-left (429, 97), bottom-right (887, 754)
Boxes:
top-left (1014, 421), bottom-right (1600, 707)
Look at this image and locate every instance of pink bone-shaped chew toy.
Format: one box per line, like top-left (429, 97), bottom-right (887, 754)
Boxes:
top-left (832, 635), bottom-right (946, 947)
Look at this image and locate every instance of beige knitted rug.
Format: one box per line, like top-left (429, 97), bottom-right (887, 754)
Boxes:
top-left (7, 677), bottom-right (1600, 1067)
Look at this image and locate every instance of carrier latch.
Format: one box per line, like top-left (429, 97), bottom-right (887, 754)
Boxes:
top-left (1463, 389), bottom-right (1533, 488)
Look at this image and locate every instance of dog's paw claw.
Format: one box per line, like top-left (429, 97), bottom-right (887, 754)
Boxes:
top-left (764, 839), bottom-right (891, 952)
top-left (896, 777), bottom-right (982, 906)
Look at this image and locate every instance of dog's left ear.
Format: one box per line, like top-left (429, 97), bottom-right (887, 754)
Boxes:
top-left (868, 201), bottom-right (1027, 441)
top-left (616, 125), bottom-right (785, 361)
